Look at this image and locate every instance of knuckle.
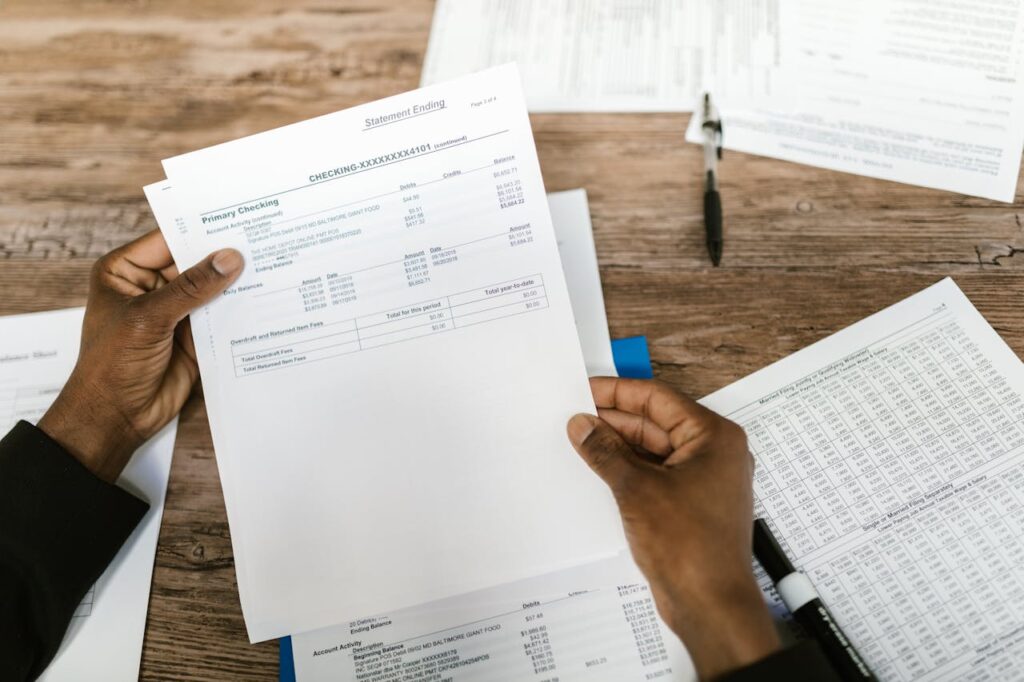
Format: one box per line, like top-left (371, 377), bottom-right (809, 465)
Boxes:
top-left (90, 257), bottom-right (105, 278)
top-left (91, 253), bottom-right (115, 281)
top-left (691, 411), bottom-right (722, 441)
top-left (719, 418), bottom-right (749, 453)
top-left (583, 426), bottom-right (633, 483)
top-left (628, 418), bottom-right (645, 445)
top-left (724, 418), bottom-right (748, 444)
top-left (650, 379), bottom-right (683, 404)
top-left (650, 378), bottom-right (676, 390)
top-left (719, 419), bottom-right (756, 474)
top-left (688, 412), bottom-right (749, 460)
top-left (587, 427), bottom-right (623, 460)
top-left (653, 378), bottom-right (697, 403)
top-left (98, 244), bottom-right (122, 263)
top-left (176, 268), bottom-right (208, 300)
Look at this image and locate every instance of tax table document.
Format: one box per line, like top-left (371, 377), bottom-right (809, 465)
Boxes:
top-left (422, 0), bottom-right (784, 112)
top-left (702, 279), bottom-right (1024, 681)
top-left (0, 308), bottom-right (176, 681)
top-left (154, 64), bottom-right (626, 643)
top-left (686, 0), bottom-right (1024, 202)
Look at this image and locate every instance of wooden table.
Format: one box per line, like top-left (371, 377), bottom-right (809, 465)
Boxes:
top-left (1, 1), bottom-right (1022, 679)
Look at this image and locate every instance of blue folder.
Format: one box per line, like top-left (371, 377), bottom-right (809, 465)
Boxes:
top-left (279, 336), bottom-right (654, 681)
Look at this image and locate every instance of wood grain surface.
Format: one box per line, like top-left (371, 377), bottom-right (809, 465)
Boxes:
top-left (1, 2), bottom-right (1022, 680)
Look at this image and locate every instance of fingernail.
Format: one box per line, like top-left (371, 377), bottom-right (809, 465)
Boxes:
top-left (567, 413), bottom-right (597, 446)
top-left (212, 249), bottom-right (244, 276)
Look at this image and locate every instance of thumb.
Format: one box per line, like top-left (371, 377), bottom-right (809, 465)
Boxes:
top-left (145, 248), bottom-right (244, 325)
top-left (567, 413), bottom-right (638, 493)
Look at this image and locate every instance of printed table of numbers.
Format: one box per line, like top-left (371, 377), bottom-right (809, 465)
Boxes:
top-left (726, 307), bottom-right (1024, 681)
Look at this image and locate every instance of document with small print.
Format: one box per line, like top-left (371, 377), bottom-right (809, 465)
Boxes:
top-left (280, 190), bottom-right (692, 682)
top-left (702, 278), bottom-right (1024, 680)
top-left (0, 308), bottom-right (176, 681)
top-left (422, 0), bottom-right (784, 112)
top-left (149, 65), bottom-right (626, 643)
top-left (152, 182), bottom-right (695, 681)
top-left (686, 0), bottom-right (1024, 201)
top-left (288, 552), bottom-right (695, 682)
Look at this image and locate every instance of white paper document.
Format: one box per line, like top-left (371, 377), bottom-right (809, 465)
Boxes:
top-left (281, 190), bottom-right (692, 682)
top-left (702, 278), bottom-right (1024, 681)
top-left (151, 65), bottom-right (626, 642)
top-left (686, 0), bottom-right (1024, 202)
top-left (157, 182), bottom-right (692, 679)
top-left (152, 183), bottom-right (662, 677)
top-left (149, 186), bottom-right (616, 380)
top-left (549, 189), bottom-right (616, 378)
top-left (422, 0), bottom-right (783, 112)
top-left (289, 552), bottom-right (694, 682)
top-left (0, 308), bottom-right (176, 682)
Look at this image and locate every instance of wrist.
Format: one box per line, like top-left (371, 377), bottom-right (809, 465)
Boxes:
top-left (659, 575), bottom-right (781, 680)
top-left (37, 377), bottom-right (142, 483)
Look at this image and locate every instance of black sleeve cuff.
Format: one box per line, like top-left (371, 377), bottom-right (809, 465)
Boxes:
top-left (0, 421), bottom-right (150, 670)
top-left (714, 640), bottom-right (842, 682)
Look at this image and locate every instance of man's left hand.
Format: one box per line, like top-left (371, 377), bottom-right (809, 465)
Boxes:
top-left (37, 230), bottom-right (243, 482)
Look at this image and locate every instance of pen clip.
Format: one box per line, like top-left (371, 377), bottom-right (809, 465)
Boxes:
top-left (703, 119), bottom-right (723, 159)
top-left (701, 93), bottom-right (724, 160)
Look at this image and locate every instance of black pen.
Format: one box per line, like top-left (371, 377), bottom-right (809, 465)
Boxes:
top-left (700, 92), bottom-right (723, 266)
top-left (753, 519), bottom-right (877, 681)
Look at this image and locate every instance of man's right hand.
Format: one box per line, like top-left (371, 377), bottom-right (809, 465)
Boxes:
top-left (567, 377), bottom-right (780, 680)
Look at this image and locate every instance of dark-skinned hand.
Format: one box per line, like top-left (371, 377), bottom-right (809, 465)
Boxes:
top-left (38, 230), bottom-right (243, 482)
top-left (567, 377), bottom-right (780, 680)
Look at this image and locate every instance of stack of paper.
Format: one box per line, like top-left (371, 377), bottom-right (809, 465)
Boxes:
top-left (280, 189), bottom-right (696, 681)
top-left (684, 0), bottom-right (1024, 202)
top-left (282, 275), bottom-right (1024, 681)
top-left (0, 309), bottom-right (176, 681)
top-left (423, 0), bottom-right (784, 112)
top-left (423, 0), bottom-right (1024, 200)
top-left (145, 65), bottom-right (627, 642)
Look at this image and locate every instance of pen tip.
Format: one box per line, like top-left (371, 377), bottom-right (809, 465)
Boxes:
top-left (708, 243), bottom-right (722, 267)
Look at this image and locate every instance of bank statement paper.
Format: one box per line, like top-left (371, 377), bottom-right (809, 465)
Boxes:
top-left (151, 187), bottom-right (695, 680)
top-left (153, 65), bottom-right (626, 642)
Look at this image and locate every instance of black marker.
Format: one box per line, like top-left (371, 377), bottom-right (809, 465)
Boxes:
top-left (753, 518), bottom-right (877, 681)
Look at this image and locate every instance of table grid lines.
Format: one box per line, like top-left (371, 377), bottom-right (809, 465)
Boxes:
top-left (742, 316), bottom-right (1024, 681)
top-left (232, 274), bottom-right (549, 376)
top-left (811, 470), bottom-right (1024, 680)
